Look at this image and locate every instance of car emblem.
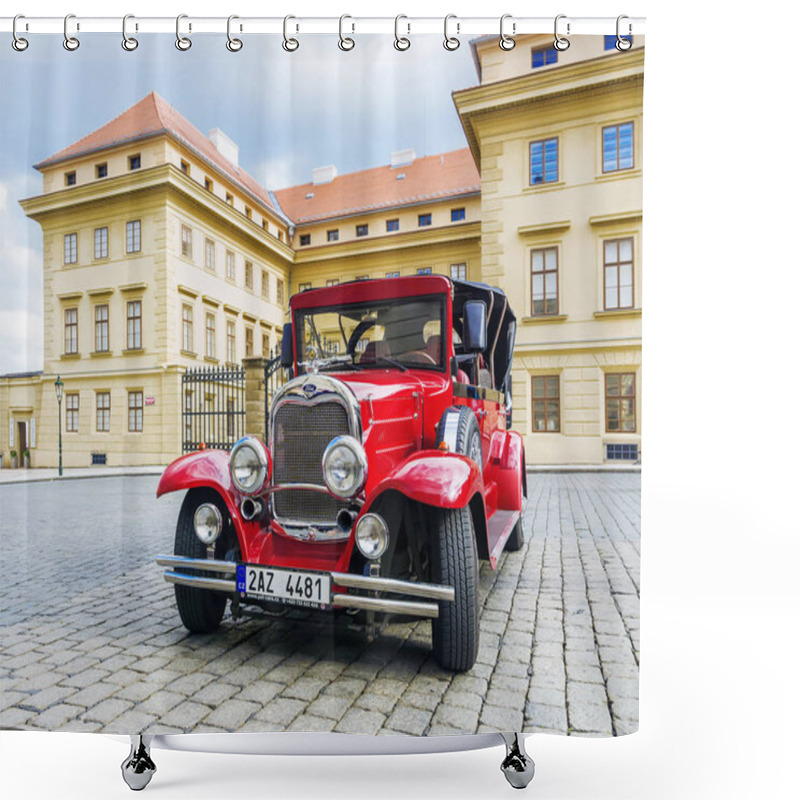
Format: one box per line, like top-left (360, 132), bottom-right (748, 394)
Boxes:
top-left (303, 382), bottom-right (317, 396)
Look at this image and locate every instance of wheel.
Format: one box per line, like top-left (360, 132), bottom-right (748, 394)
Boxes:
top-left (504, 514), bottom-right (525, 552)
top-left (430, 505), bottom-right (479, 671)
top-left (173, 490), bottom-right (228, 633)
top-left (435, 406), bottom-right (483, 472)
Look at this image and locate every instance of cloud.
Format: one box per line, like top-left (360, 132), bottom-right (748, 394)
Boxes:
top-left (0, 309), bottom-right (42, 375)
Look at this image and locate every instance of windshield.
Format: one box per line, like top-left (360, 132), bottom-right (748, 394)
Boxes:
top-left (294, 295), bottom-right (446, 373)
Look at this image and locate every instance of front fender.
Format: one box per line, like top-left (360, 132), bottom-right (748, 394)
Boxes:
top-left (157, 449), bottom-right (234, 499)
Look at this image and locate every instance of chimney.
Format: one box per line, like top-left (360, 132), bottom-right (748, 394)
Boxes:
top-left (208, 128), bottom-right (239, 167)
top-left (312, 164), bottom-right (337, 185)
top-left (391, 148), bottom-right (416, 168)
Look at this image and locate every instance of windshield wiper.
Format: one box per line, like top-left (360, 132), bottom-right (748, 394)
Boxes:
top-left (354, 356), bottom-right (407, 372)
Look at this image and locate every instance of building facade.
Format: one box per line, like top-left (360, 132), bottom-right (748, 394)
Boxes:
top-left (0, 35), bottom-right (642, 469)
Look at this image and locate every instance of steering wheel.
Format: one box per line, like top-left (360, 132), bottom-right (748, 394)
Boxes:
top-left (346, 318), bottom-right (377, 354)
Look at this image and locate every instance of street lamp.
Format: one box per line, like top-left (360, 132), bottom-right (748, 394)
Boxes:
top-left (54, 375), bottom-right (63, 477)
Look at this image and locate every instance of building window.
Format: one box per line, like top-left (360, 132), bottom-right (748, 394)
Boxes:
top-left (416, 267), bottom-right (433, 275)
top-left (65, 171), bottom-right (77, 186)
top-left (96, 392), bottom-right (110, 432)
top-left (532, 376), bottom-right (560, 432)
top-left (418, 213), bottom-right (432, 227)
top-left (450, 263), bottom-right (467, 281)
top-left (604, 34), bottom-right (633, 50)
top-left (451, 208), bottom-right (466, 222)
top-left (355, 275), bottom-right (369, 281)
top-left (605, 373), bottom-right (636, 432)
top-left (226, 320), bottom-right (236, 363)
top-left (532, 47), bottom-right (558, 68)
top-left (299, 282), bottom-right (311, 292)
top-left (278, 231), bottom-right (284, 242)
top-left (326, 279), bottom-right (340, 286)
top-left (327, 229), bottom-right (339, 242)
top-left (386, 219), bottom-right (399, 232)
top-left (181, 225), bottom-right (193, 258)
top-left (530, 138), bottom-right (558, 185)
top-left (531, 247), bottom-right (559, 315)
top-left (128, 154), bottom-right (141, 171)
top-left (180, 159), bottom-right (190, 174)
top-left (356, 224), bottom-right (369, 237)
top-left (603, 237), bottom-right (634, 310)
top-left (182, 304), bottom-right (193, 352)
top-left (245, 326), bottom-right (254, 357)
top-left (226, 397), bottom-right (237, 437)
top-left (277, 280), bottom-right (285, 305)
top-left (65, 393), bottom-right (79, 433)
top-left (126, 220), bottom-right (141, 253)
top-left (244, 260), bottom-right (253, 290)
top-left (386, 271), bottom-right (400, 278)
top-left (94, 304), bottom-right (109, 352)
top-left (204, 177), bottom-right (214, 192)
top-left (64, 308), bottom-right (78, 354)
top-left (225, 249), bottom-right (235, 280)
top-left (261, 270), bottom-right (269, 298)
top-left (94, 227), bottom-right (108, 260)
top-left (126, 300), bottom-right (142, 349)
top-left (205, 238), bottom-right (216, 272)
top-left (262, 332), bottom-right (270, 356)
top-left (244, 206), bottom-right (252, 220)
top-left (96, 163), bottom-right (108, 179)
top-left (64, 233), bottom-right (78, 265)
top-left (606, 443), bottom-right (639, 461)
top-left (602, 122), bottom-right (634, 172)
top-left (205, 313), bottom-right (216, 359)
top-left (128, 391), bottom-right (144, 432)
top-left (299, 233), bottom-right (311, 246)
top-left (226, 192), bottom-right (234, 206)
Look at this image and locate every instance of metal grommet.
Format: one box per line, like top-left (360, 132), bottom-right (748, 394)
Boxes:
top-left (226, 15), bottom-right (243, 51)
top-left (554, 14), bottom-right (570, 51)
top-left (499, 14), bottom-right (515, 51)
top-left (394, 15), bottom-right (410, 51)
top-left (616, 15), bottom-right (632, 51)
top-left (122, 14), bottom-right (138, 51)
top-left (338, 14), bottom-right (355, 51)
top-left (63, 13), bottom-right (80, 51)
top-left (283, 15), bottom-right (299, 51)
top-left (176, 14), bottom-right (192, 51)
top-left (12, 14), bottom-right (29, 51)
top-left (443, 14), bottom-right (460, 51)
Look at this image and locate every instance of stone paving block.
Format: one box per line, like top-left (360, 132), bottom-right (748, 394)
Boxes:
top-left (204, 699), bottom-right (260, 729)
top-left (479, 704), bottom-right (523, 732)
top-left (28, 704), bottom-right (83, 729)
top-left (525, 702), bottom-right (568, 732)
top-left (237, 681), bottom-right (284, 705)
top-left (0, 706), bottom-right (36, 728)
top-left (254, 697), bottom-right (306, 726)
top-left (108, 710), bottom-right (160, 733)
top-left (160, 700), bottom-right (213, 729)
top-left (83, 697), bottom-right (134, 725)
top-left (20, 685), bottom-right (78, 712)
top-left (385, 705), bottom-right (431, 736)
top-left (335, 707), bottom-right (386, 735)
top-left (431, 704), bottom-right (479, 733)
top-left (139, 690), bottom-right (184, 716)
top-left (568, 702), bottom-right (613, 735)
top-left (306, 693), bottom-right (353, 721)
top-left (282, 677), bottom-right (327, 702)
top-left (355, 692), bottom-right (396, 715)
top-left (68, 681), bottom-right (120, 708)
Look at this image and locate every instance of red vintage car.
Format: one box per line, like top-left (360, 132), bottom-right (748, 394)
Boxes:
top-left (156, 275), bottom-right (526, 671)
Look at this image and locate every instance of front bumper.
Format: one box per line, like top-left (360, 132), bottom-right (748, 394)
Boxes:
top-left (155, 555), bottom-right (454, 619)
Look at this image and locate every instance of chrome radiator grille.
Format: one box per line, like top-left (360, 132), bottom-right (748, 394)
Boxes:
top-left (272, 400), bottom-right (351, 524)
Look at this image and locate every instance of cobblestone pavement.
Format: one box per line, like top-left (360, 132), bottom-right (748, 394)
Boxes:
top-left (0, 473), bottom-right (639, 737)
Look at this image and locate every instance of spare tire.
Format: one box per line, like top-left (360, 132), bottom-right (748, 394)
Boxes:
top-left (435, 406), bottom-right (483, 472)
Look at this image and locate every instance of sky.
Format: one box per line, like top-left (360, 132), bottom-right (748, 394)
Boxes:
top-left (0, 33), bottom-right (478, 375)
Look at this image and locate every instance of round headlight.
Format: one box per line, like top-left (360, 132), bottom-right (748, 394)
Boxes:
top-left (322, 435), bottom-right (367, 499)
top-left (355, 513), bottom-right (389, 560)
top-left (230, 436), bottom-right (270, 495)
top-left (194, 502), bottom-right (222, 546)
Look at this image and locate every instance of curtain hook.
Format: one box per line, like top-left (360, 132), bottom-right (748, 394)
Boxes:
top-left (554, 14), bottom-right (570, 51)
top-left (226, 15), bottom-right (243, 51)
top-left (283, 15), bottom-right (299, 51)
top-left (63, 13), bottom-right (80, 51)
top-left (443, 14), bottom-right (460, 51)
top-left (338, 14), bottom-right (355, 51)
top-left (12, 14), bottom-right (29, 51)
top-left (176, 14), bottom-right (192, 50)
top-left (616, 14), bottom-right (632, 51)
top-left (394, 15), bottom-right (410, 51)
top-left (122, 14), bottom-right (139, 51)
top-left (499, 14), bottom-right (515, 51)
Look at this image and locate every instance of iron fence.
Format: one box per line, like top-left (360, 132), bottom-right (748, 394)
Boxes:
top-left (182, 364), bottom-right (246, 453)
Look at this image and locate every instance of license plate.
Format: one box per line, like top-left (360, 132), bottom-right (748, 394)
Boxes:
top-left (237, 565), bottom-right (332, 609)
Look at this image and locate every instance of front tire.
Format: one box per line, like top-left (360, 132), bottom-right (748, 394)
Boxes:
top-left (173, 490), bottom-right (228, 633)
top-left (430, 505), bottom-right (479, 671)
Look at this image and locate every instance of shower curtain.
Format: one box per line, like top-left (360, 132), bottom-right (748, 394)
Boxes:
top-left (0, 19), bottom-right (642, 785)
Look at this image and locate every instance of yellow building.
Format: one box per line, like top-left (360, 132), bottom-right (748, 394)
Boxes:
top-left (1, 35), bottom-right (643, 469)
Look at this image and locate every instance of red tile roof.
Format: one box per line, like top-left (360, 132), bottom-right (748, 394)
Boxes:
top-left (35, 92), bottom-right (278, 214)
top-left (274, 149), bottom-right (480, 224)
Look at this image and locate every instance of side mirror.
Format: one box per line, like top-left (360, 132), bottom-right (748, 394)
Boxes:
top-left (280, 323), bottom-right (294, 368)
top-left (462, 300), bottom-right (487, 353)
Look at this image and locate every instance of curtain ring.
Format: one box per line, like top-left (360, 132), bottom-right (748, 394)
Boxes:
top-left (554, 14), bottom-right (570, 51)
top-left (499, 14), bottom-right (515, 51)
top-left (443, 14), bottom-right (460, 51)
top-left (226, 15), bottom-right (243, 51)
top-left (122, 14), bottom-right (138, 51)
top-left (176, 14), bottom-right (192, 50)
top-left (394, 15), bottom-right (410, 51)
top-left (338, 14), bottom-right (355, 51)
top-left (615, 15), bottom-right (632, 51)
top-left (63, 13), bottom-right (80, 51)
top-left (283, 15), bottom-right (299, 51)
top-left (12, 15), bottom-right (29, 51)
